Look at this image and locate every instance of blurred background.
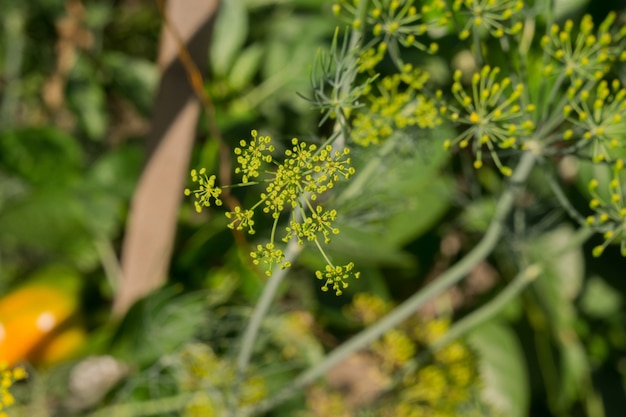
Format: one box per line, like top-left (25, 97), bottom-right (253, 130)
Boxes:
top-left (1, 0), bottom-right (626, 416)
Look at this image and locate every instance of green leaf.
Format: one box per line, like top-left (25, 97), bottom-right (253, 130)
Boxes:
top-left (525, 225), bottom-right (591, 411)
top-left (67, 58), bottom-right (109, 141)
top-left (330, 129), bottom-right (453, 264)
top-left (527, 225), bottom-right (585, 329)
top-left (0, 189), bottom-right (86, 251)
top-left (110, 287), bottom-right (209, 367)
top-left (468, 322), bottom-right (529, 417)
top-left (580, 275), bottom-right (622, 318)
top-left (79, 145), bottom-right (142, 238)
top-left (211, 0), bottom-right (248, 77)
top-left (0, 127), bottom-right (82, 187)
top-left (228, 43), bottom-right (264, 91)
top-left (101, 52), bottom-right (158, 115)
top-left (555, 334), bottom-right (590, 410)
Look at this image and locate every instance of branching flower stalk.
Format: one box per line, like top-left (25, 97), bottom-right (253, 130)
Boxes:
top-left (182, 1), bottom-right (626, 415)
top-left (186, 0), bottom-right (373, 407)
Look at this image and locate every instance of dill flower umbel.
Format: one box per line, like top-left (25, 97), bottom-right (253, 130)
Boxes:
top-left (563, 79), bottom-right (626, 162)
top-left (352, 65), bottom-right (440, 146)
top-left (586, 160), bottom-right (626, 257)
top-left (452, 0), bottom-right (524, 40)
top-left (184, 168), bottom-right (223, 212)
top-left (333, 0), bottom-right (446, 67)
top-left (541, 13), bottom-right (626, 82)
top-left (186, 130), bottom-right (360, 293)
top-left (441, 65), bottom-right (535, 175)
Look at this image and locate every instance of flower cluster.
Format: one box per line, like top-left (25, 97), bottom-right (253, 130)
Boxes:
top-left (586, 160), bottom-right (626, 257)
top-left (563, 79), bottom-right (626, 162)
top-left (225, 206), bottom-right (256, 234)
top-left (333, 0), bottom-right (447, 68)
top-left (302, 295), bottom-right (489, 416)
top-left (184, 168), bottom-right (223, 213)
top-left (440, 65), bottom-right (535, 175)
top-left (388, 317), bottom-right (482, 416)
top-left (186, 131), bottom-right (359, 293)
top-left (315, 262), bottom-right (360, 296)
top-left (1, 364), bottom-right (27, 417)
top-left (541, 13), bottom-right (626, 82)
top-left (452, 0), bottom-right (524, 40)
top-left (250, 243), bottom-right (292, 277)
top-left (234, 129), bottom-right (275, 183)
top-left (352, 65), bottom-right (440, 146)
top-left (285, 206), bottom-right (339, 245)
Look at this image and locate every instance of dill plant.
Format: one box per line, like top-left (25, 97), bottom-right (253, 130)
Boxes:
top-left (181, 0), bottom-right (626, 415)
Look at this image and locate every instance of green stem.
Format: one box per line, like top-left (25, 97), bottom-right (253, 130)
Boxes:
top-left (235, 238), bottom-right (302, 379)
top-left (233, 0), bottom-right (371, 395)
top-left (382, 263), bottom-right (541, 392)
top-left (332, 0), bottom-right (370, 150)
top-left (244, 151), bottom-right (538, 416)
top-left (387, 226), bottom-right (592, 394)
top-left (431, 264), bottom-right (540, 352)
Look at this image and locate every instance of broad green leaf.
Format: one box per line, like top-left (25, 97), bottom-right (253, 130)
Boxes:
top-left (526, 225), bottom-right (590, 411)
top-left (468, 322), bottom-right (529, 417)
top-left (555, 334), bottom-right (590, 410)
top-left (228, 43), bottom-right (265, 91)
top-left (580, 275), bottom-right (622, 318)
top-left (527, 225), bottom-right (585, 329)
top-left (331, 129), bottom-right (453, 262)
top-left (110, 287), bottom-right (209, 367)
top-left (211, 0), bottom-right (248, 77)
top-left (307, 223), bottom-right (418, 268)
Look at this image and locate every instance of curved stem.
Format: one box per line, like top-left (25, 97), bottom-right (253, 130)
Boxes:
top-left (387, 226), bottom-right (592, 393)
top-left (234, 0), bottom-right (372, 390)
top-left (332, 0), bottom-right (371, 150)
top-left (245, 151), bottom-right (538, 416)
top-left (235, 238), bottom-right (302, 379)
top-left (387, 263), bottom-right (542, 390)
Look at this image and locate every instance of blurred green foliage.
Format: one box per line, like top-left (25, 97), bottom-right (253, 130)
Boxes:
top-left (1, 0), bottom-right (626, 416)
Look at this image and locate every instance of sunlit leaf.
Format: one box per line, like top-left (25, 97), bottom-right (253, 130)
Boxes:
top-left (468, 322), bottom-right (529, 417)
top-left (211, 0), bottom-right (248, 77)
